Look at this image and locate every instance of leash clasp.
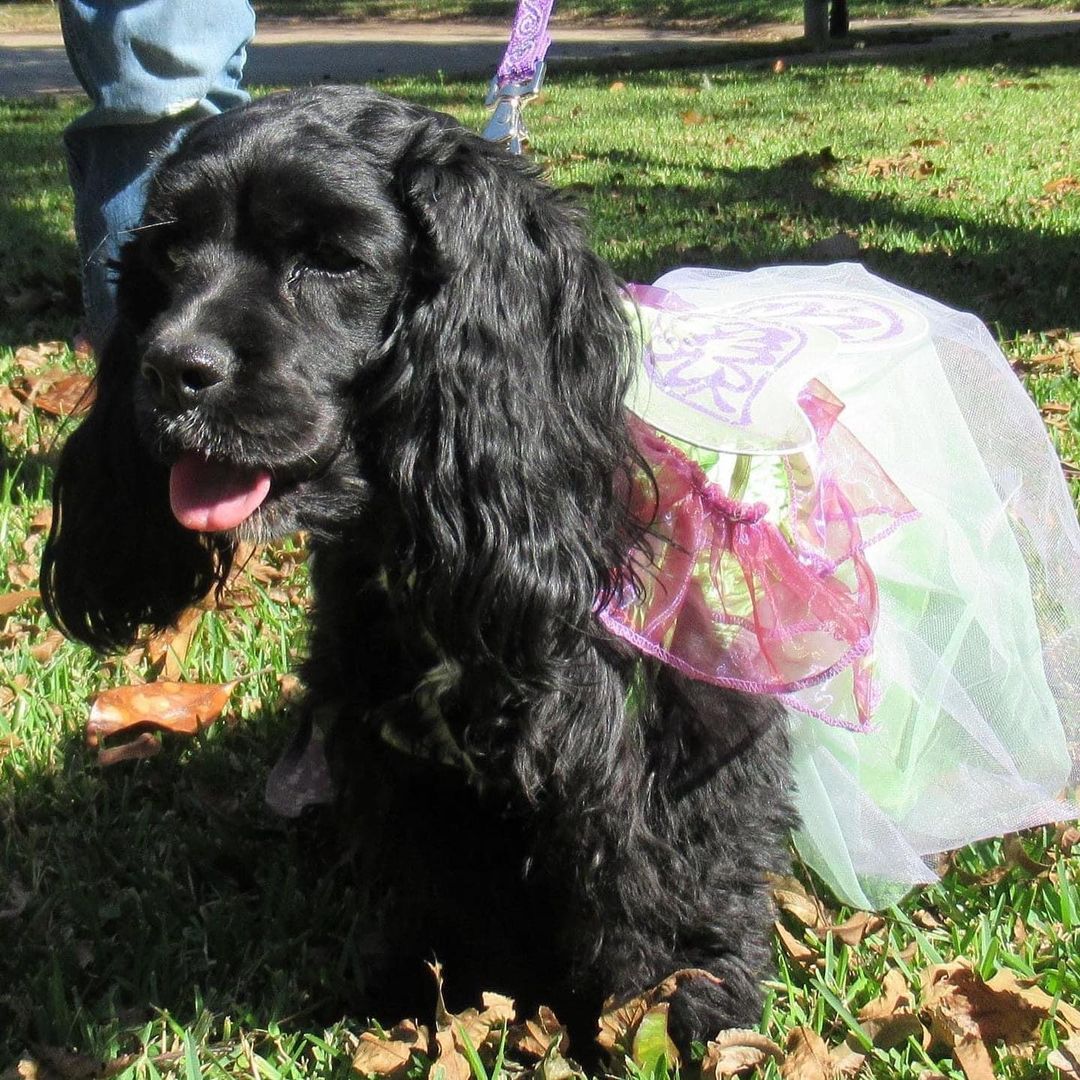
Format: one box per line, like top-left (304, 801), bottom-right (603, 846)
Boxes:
top-left (482, 62), bottom-right (546, 155)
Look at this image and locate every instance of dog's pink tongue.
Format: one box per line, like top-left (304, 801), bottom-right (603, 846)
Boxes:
top-left (169, 452), bottom-right (271, 532)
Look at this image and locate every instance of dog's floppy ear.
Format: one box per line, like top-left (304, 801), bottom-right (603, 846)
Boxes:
top-left (381, 120), bottom-right (642, 676)
top-left (41, 322), bottom-right (233, 651)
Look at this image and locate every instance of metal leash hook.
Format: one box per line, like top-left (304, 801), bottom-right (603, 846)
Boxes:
top-left (483, 61), bottom-right (546, 156)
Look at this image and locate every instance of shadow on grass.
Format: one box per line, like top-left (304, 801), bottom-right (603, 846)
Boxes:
top-left (574, 145), bottom-right (1078, 337)
top-left (0, 98), bottom-right (81, 349)
top-left (0, 708), bottom-right (373, 1064)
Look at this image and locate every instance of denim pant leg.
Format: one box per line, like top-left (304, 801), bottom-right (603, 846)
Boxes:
top-left (59, 0), bottom-right (255, 349)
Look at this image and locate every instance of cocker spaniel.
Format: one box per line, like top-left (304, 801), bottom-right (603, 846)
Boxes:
top-left (42, 87), bottom-right (794, 1052)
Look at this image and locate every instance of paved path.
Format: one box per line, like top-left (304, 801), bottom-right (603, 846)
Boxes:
top-left (2, 6), bottom-right (1079, 98)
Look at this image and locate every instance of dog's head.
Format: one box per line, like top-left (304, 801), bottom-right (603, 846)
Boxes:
top-left (43, 87), bottom-right (641, 663)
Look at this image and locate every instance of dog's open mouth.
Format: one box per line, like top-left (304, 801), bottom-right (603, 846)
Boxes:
top-left (169, 452), bottom-right (273, 533)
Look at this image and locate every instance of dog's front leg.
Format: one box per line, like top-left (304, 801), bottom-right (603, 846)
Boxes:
top-left (535, 666), bottom-right (795, 1055)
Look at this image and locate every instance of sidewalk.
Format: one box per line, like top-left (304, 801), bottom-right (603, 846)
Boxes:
top-left (2, 6), bottom-right (1079, 98)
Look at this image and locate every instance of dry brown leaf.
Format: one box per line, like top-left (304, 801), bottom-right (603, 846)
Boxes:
top-left (431, 1028), bottom-right (472, 1080)
top-left (1056, 824), bottom-right (1080, 855)
top-left (87, 680), bottom-right (236, 755)
top-left (774, 920), bottom-right (820, 972)
top-left (450, 992), bottom-right (516, 1055)
top-left (145, 608), bottom-right (203, 680)
top-left (861, 967), bottom-right (914, 1017)
top-left (830, 968), bottom-right (927, 1073)
top-left (1044, 176), bottom-right (1080, 195)
top-left (0, 734), bottom-right (23, 761)
top-left (597, 995), bottom-right (647, 1054)
top-left (781, 1026), bottom-right (830, 1079)
top-left (864, 149), bottom-right (936, 180)
top-left (681, 109), bottom-right (706, 125)
top-left (1048, 1033), bottom-right (1080, 1076)
top-left (826, 911), bottom-right (885, 947)
top-left (985, 969), bottom-right (1080, 1032)
top-left (921, 960), bottom-right (1051, 1076)
top-left (352, 1021), bottom-right (427, 1077)
top-left (30, 629), bottom-right (65, 665)
top-left (701, 1029), bottom-right (783, 1077)
top-left (828, 1040), bottom-right (866, 1076)
top-left (509, 1006), bottom-right (569, 1059)
top-left (97, 731), bottom-right (163, 766)
top-left (1002, 833), bottom-right (1050, 875)
top-left (28, 507), bottom-right (53, 533)
top-left (771, 876), bottom-right (829, 929)
top-left (0, 589), bottom-right (39, 617)
top-left (34, 372), bottom-right (95, 417)
top-left (14, 342), bottom-right (66, 371)
top-left (0, 385), bottom-right (24, 416)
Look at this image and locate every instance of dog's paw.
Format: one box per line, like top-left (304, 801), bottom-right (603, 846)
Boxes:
top-left (665, 968), bottom-right (763, 1057)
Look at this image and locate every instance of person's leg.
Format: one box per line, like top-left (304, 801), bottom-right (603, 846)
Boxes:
top-left (60, 0), bottom-right (255, 349)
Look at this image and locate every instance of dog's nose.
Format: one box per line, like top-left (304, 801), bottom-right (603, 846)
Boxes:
top-left (140, 339), bottom-right (230, 409)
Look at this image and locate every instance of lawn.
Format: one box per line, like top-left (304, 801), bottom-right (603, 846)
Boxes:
top-left (1, 0), bottom-right (1079, 31)
top-left (2, 29), bottom-right (1080, 1080)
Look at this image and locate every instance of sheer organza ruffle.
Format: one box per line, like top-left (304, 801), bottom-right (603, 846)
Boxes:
top-left (605, 264), bottom-right (1079, 909)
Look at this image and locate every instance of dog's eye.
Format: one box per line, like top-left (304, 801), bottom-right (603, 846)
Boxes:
top-left (305, 242), bottom-right (364, 276)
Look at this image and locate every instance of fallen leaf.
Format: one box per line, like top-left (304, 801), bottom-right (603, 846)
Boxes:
top-left (921, 960), bottom-right (1053, 1077)
top-left (775, 920), bottom-right (820, 972)
top-left (14, 342), bottom-right (66, 371)
top-left (509, 1006), bottom-right (569, 1058)
top-left (97, 731), bottom-right (163, 766)
top-left (0, 734), bottom-right (23, 761)
top-left (771, 876), bottom-right (829, 929)
top-left (0, 386), bottom-right (24, 416)
top-left (450, 992), bottom-right (516, 1055)
top-left (145, 607), bottom-right (203, 680)
top-left (87, 680), bottom-right (236, 753)
top-left (1043, 176), bottom-right (1079, 195)
top-left (825, 910), bottom-right (884, 946)
top-left (985, 968), bottom-right (1080, 1031)
top-left (34, 372), bottom-right (95, 417)
top-left (863, 146), bottom-right (937, 180)
top-left (782, 1026), bottom-right (830, 1079)
top-left (681, 109), bottom-right (706, 125)
top-left (28, 507), bottom-right (53, 532)
top-left (0, 589), bottom-right (39, 617)
top-left (1056, 824), bottom-right (1080, 854)
top-left (431, 1028), bottom-right (471, 1080)
top-left (29, 629), bottom-right (65, 665)
top-left (1048, 1034), bottom-right (1080, 1076)
top-left (1002, 832), bottom-right (1050, 875)
top-left (701, 1029), bottom-right (783, 1077)
top-left (773, 58), bottom-right (788, 74)
top-left (352, 1022), bottom-right (427, 1077)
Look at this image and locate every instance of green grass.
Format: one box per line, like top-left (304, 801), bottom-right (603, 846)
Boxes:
top-left (2, 0), bottom-right (1079, 32)
top-left (2, 29), bottom-right (1079, 1080)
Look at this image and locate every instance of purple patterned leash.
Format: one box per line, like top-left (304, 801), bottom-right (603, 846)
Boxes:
top-left (483, 0), bottom-right (556, 154)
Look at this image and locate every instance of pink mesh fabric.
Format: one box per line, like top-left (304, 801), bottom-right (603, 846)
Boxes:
top-left (600, 388), bottom-right (917, 729)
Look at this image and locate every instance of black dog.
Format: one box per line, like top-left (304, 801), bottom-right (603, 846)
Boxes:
top-left (42, 87), bottom-right (794, 1052)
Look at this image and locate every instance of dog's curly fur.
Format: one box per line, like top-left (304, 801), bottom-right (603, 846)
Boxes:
top-left (42, 87), bottom-right (795, 1050)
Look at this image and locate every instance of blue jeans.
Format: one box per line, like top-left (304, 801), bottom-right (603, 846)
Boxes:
top-left (60, 0), bottom-right (256, 349)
